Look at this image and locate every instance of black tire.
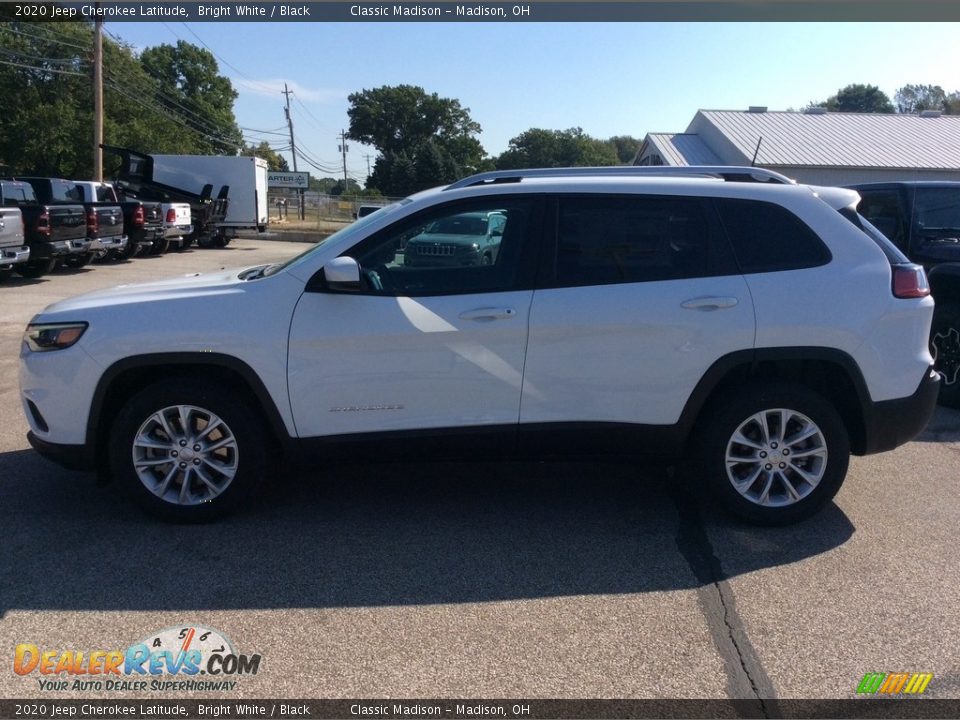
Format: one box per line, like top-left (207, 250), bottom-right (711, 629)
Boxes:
top-left (692, 380), bottom-right (850, 526)
top-left (150, 235), bottom-right (171, 255)
top-left (15, 257), bottom-right (57, 278)
top-left (0, 267), bottom-right (12, 281)
top-left (119, 240), bottom-right (139, 260)
top-left (109, 380), bottom-right (268, 522)
top-left (931, 302), bottom-right (960, 409)
top-left (64, 252), bottom-right (94, 269)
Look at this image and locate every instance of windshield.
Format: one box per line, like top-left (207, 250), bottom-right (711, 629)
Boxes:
top-left (914, 187), bottom-right (960, 230)
top-left (262, 201), bottom-right (405, 277)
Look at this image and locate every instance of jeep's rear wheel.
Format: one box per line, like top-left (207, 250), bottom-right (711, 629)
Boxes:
top-left (695, 381), bottom-right (849, 525)
top-left (110, 381), bottom-right (266, 521)
top-left (931, 302), bottom-right (960, 409)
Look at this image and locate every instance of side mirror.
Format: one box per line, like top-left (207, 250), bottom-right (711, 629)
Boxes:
top-left (324, 256), bottom-right (361, 291)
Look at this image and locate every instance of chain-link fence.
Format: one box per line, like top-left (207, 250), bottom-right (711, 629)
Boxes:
top-left (267, 190), bottom-right (400, 226)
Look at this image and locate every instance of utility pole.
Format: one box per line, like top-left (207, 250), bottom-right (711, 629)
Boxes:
top-left (338, 130), bottom-right (349, 195)
top-left (92, 14), bottom-right (103, 181)
top-left (281, 83), bottom-right (303, 219)
top-left (363, 153), bottom-right (373, 179)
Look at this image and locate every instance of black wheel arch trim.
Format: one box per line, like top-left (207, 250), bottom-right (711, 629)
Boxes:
top-left (676, 346), bottom-right (873, 452)
top-left (86, 352), bottom-right (294, 456)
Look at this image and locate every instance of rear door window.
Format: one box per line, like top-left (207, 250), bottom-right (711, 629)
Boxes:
top-left (551, 194), bottom-right (733, 287)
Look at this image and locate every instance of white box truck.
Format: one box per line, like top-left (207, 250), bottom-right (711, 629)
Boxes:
top-left (148, 154), bottom-right (269, 235)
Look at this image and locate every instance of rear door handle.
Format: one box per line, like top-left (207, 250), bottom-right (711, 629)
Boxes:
top-left (459, 307), bottom-right (517, 321)
top-left (681, 296), bottom-right (739, 311)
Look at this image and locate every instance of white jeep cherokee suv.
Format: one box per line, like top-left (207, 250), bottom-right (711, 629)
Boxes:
top-left (20, 166), bottom-right (940, 524)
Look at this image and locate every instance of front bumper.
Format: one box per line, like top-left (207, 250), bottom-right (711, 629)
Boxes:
top-left (27, 431), bottom-right (95, 472)
top-left (860, 365), bottom-right (941, 455)
top-left (1, 245), bottom-right (30, 266)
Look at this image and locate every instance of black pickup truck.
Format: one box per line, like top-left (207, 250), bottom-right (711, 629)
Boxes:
top-left (17, 177), bottom-right (124, 268)
top-left (111, 187), bottom-right (165, 259)
top-left (0, 178), bottom-right (87, 278)
top-left (850, 181), bottom-right (960, 407)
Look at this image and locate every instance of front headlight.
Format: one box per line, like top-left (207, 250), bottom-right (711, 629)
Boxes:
top-left (24, 322), bottom-right (88, 352)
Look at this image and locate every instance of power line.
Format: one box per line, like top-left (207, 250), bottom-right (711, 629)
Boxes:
top-left (104, 79), bottom-right (242, 151)
top-left (3, 25), bottom-right (91, 52)
top-left (179, 22), bottom-right (277, 94)
top-left (0, 57), bottom-right (87, 76)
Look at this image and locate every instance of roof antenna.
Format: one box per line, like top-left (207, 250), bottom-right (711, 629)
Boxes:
top-left (751, 136), bottom-right (763, 167)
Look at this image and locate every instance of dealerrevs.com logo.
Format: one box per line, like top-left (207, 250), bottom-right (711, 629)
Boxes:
top-left (13, 625), bottom-right (262, 693)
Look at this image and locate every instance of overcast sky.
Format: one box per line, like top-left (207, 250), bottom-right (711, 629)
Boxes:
top-left (106, 21), bottom-right (960, 184)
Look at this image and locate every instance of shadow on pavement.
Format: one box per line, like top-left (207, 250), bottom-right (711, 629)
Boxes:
top-left (913, 405), bottom-right (960, 443)
top-left (0, 449), bottom-right (854, 614)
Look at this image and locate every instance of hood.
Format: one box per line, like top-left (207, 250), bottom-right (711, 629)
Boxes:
top-left (408, 233), bottom-right (482, 245)
top-left (37, 267), bottom-right (251, 316)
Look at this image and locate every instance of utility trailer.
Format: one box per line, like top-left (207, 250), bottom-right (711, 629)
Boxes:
top-left (103, 145), bottom-right (261, 246)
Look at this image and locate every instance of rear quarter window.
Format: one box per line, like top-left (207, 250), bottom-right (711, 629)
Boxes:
top-left (715, 198), bottom-right (831, 274)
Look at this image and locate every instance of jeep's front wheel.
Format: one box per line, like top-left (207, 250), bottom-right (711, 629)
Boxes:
top-left (695, 382), bottom-right (849, 525)
top-left (931, 302), bottom-right (960, 409)
top-left (109, 381), bottom-right (266, 521)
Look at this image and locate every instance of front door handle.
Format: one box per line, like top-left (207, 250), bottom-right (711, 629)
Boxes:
top-left (681, 296), bottom-right (739, 311)
top-left (459, 307), bottom-right (517, 321)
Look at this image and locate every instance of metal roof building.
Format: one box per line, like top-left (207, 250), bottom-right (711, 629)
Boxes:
top-left (634, 109), bottom-right (960, 185)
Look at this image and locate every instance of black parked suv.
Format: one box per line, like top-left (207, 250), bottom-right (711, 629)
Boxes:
top-left (850, 181), bottom-right (960, 407)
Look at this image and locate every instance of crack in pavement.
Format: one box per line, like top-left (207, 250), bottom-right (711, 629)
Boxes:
top-left (669, 471), bottom-right (780, 718)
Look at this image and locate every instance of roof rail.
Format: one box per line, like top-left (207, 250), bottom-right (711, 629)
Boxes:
top-left (445, 165), bottom-right (795, 190)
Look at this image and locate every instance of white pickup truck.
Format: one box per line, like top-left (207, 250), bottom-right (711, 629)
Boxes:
top-left (71, 181), bottom-right (129, 262)
top-left (0, 185), bottom-right (30, 279)
top-left (159, 202), bottom-right (193, 252)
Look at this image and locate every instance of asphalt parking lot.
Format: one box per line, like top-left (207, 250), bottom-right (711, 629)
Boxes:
top-left (0, 239), bottom-right (958, 704)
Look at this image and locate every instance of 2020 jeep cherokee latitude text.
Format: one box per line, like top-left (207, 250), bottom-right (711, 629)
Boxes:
top-left (20, 166), bottom-right (940, 524)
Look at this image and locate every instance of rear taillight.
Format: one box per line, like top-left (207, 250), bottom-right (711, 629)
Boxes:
top-left (86, 208), bottom-right (98, 235)
top-left (892, 264), bottom-right (930, 299)
top-left (35, 210), bottom-right (50, 237)
top-left (133, 205), bottom-right (144, 226)
top-left (166, 208), bottom-right (176, 223)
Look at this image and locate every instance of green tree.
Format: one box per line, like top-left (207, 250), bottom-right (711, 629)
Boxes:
top-left (308, 177), bottom-right (340, 193)
top-left (327, 178), bottom-right (364, 196)
top-left (348, 84), bottom-right (486, 194)
top-left (894, 84), bottom-right (947, 114)
top-left (367, 152), bottom-right (418, 197)
top-left (946, 92), bottom-right (960, 115)
top-left (1, 23), bottom-right (244, 178)
top-left (347, 84), bottom-right (484, 168)
top-left (808, 84), bottom-right (895, 113)
top-left (139, 40), bottom-right (242, 154)
top-left (607, 135), bottom-right (643, 164)
top-left (495, 128), bottom-right (619, 170)
top-left (242, 141), bottom-right (289, 171)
